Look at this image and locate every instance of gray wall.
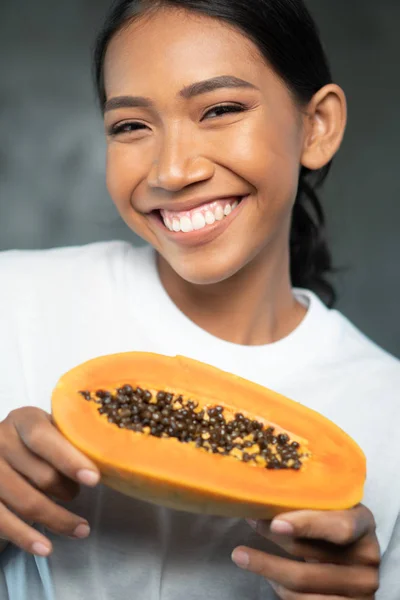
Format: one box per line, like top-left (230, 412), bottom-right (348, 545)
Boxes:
top-left (0, 1), bottom-right (399, 357)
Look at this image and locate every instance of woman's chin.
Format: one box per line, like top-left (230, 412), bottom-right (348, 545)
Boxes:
top-left (163, 253), bottom-right (246, 286)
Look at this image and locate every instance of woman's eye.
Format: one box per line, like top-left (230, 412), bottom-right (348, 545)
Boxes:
top-left (203, 104), bottom-right (245, 120)
top-left (108, 122), bottom-right (147, 136)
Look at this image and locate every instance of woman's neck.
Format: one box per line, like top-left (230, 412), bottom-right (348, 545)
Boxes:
top-left (156, 245), bottom-right (307, 346)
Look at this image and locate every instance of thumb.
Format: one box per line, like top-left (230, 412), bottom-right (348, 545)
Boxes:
top-left (270, 505), bottom-right (374, 545)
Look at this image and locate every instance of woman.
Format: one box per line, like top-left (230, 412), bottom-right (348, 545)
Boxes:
top-left (0, 0), bottom-right (398, 598)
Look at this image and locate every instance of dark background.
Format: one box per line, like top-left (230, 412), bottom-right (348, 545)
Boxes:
top-left (0, 1), bottom-right (399, 357)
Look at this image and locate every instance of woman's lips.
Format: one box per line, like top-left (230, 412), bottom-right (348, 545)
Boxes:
top-left (148, 195), bottom-right (248, 247)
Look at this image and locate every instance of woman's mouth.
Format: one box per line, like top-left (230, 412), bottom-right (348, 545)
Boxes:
top-left (159, 197), bottom-right (241, 233)
top-left (148, 195), bottom-right (248, 247)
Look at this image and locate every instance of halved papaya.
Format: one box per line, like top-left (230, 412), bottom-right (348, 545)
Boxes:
top-left (51, 352), bottom-right (366, 518)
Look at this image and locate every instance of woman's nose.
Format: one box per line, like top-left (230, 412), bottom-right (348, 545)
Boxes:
top-left (147, 128), bottom-right (215, 191)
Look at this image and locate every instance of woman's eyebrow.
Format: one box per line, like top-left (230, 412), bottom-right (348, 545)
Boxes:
top-left (179, 75), bottom-right (259, 98)
top-left (103, 75), bottom-right (258, 112)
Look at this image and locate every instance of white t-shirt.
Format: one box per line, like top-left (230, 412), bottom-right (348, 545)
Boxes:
top-left (0, 241), bottom-right (399, 600)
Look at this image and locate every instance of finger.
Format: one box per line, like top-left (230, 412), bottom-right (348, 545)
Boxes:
top-left (0, 460), bottom-right (90, 539)
top-left (231, 547), bottom-right (379, 597)
top-left (6, 437), bottom-right (80, 502)
top-left (268, 581), bottom-right (371, 600)
top-left (247, 520), bottom-right (381, 566)
top-left (11, 408), bottom-right (100, 486)
top-left (269, 505), bottom-right (375, 545)
top-left (0, 501), bottom-right (53, 556)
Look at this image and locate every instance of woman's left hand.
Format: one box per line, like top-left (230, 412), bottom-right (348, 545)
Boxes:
top-left (231, 504), bottom-right (380, 599)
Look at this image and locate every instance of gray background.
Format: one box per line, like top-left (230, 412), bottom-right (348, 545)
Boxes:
top-left (0, 1), bottom-right (399, 357)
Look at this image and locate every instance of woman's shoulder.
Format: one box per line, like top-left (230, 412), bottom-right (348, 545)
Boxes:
top-left (298, 289), bottom-right (399, 387)
top-left (0, 240), bottom-right (145, 295)
top-left (0, 240), bottom-right (132, 272)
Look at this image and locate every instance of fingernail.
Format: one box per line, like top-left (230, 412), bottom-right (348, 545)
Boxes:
top-left (32, 542), bottom-right (51, 557)
top-left (77, 469), bottom-right (100, 486)
top-left (270, 519), bottom-right (294, 535)
top-left (245, 518), bottom-right (257, 530)
top-left (231, 549), bottom-right (250, 568)
top-left (73, 523), bottom-right (91, 539)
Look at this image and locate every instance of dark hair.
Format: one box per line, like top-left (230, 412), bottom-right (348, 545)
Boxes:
top-left (93, 0), bottom-right (337, 306)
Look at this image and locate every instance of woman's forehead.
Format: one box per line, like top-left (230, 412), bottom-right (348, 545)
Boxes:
top-left (104, 7), bottom-right (267, 94)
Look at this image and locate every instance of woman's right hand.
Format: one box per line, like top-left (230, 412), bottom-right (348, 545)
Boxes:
top-left (0, 407), bottom-right (100, 557)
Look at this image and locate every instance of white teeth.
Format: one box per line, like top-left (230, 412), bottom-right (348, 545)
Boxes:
top-left (224, 204), bottom-right (232, 216)
top-left (162, 197), bottom-right (242, 232)
top-left (180, 216), bottom-right (193, 233)
top-left (192, 212), bottom-right (206, 230)
top-left (205, 210), bottom-right (216, 225)
top-left (214, 205), bottom-right (224, 221)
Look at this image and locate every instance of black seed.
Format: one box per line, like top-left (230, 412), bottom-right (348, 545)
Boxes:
top-left (79, 390), bottom-right (92, 401)
top-left (270, 436), bottom-right (277, 444)
top-left (122, 385), bottom-right (133, 395)
top-left (135, 387), bottom-right (144, 397)
top-left (242, 453), bottom-right (251, 462)
top-left (98, 407), bottom-right (108, 414)
top-left (118, 408), bottom-right (131, 418)
top-left (244, 441), bottom-right (253, 448)
top-left (156, 391), bottom-right (166, 401)
top-left (152, 412), bottom-right (161, 422)
top-left (143, 390), bottom-right (152, 401)
top-left (277, 433), bottom-right (290, 445)
top-left (235, 413), bottom-right (244, 421)
top-left (293, 461), bottom-right (302, 470)
top-left (165, 393), bottom-right (173, 403)
top-left (291, 441), bottom-right (300, 449)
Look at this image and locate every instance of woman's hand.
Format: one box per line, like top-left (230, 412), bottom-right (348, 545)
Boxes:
top-left (0, 407), bottom-right (100, 556)
top-left (232, 504), bottom-right (380, 599)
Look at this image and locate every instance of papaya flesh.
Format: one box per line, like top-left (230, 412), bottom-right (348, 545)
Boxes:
top-left (51, 352), bottom-right (366, 519)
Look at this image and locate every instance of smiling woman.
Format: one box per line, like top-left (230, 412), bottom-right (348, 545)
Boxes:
top-left (0, 1), bottom-right (399, 600)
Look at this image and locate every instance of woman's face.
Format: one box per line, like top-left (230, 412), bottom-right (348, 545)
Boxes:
top-left (103, 7), bottom-right (306, 285)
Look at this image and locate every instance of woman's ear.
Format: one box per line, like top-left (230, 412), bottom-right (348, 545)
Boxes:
top-left (300, 84), bottom-right (347, 170)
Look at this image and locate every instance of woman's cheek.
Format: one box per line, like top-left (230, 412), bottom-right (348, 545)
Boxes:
top-left (106, 146), bottom-right (140, 214)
